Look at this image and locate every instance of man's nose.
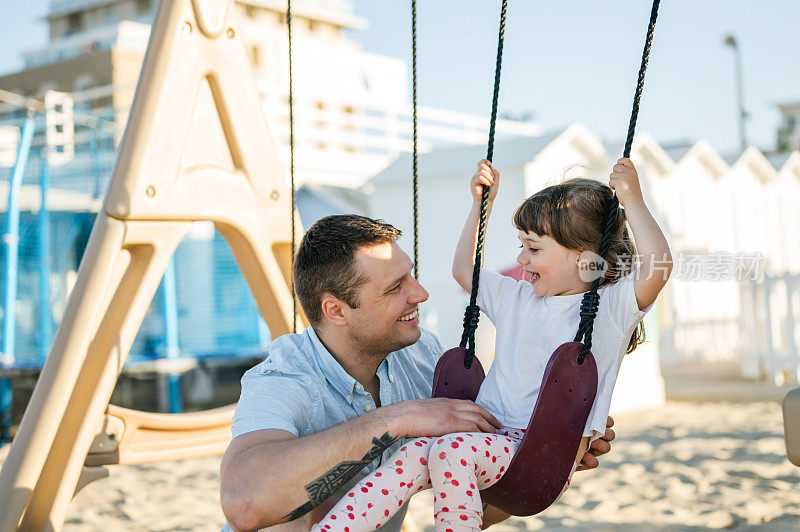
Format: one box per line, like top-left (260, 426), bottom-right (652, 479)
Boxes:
top-left (409, 277), bottom-right (429, 303)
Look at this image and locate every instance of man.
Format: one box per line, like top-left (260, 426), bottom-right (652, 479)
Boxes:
top-left (220, 215), bottom-right (614, 531)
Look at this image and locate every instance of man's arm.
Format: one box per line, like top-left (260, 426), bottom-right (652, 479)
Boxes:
top-left (220, 398), bottom-right (501, 532)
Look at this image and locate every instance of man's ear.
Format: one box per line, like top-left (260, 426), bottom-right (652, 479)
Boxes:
top-left (320, 295), bottom-right (347, 326)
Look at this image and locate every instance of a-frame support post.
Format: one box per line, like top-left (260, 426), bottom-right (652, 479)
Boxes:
top-left (0, 0), bottom-right (303, 528)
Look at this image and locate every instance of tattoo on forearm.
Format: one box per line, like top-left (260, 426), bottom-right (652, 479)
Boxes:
top-left (282, 432), bottom-right (398, 521)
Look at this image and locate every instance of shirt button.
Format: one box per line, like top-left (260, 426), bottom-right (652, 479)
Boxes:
top-left (389, 374), bottom-right (395, 383)
top-left (346, 394), bottom-right (352, 401)
top-left (355, 383), bottom-right (362, 391)
top-left (365, 405), bottom-right (373, 411)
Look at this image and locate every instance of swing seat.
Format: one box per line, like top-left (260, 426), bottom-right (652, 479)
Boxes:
top-left (431, 347), bottom-right (485, 401)
top-left (432, 341), bottom-right (597, 516)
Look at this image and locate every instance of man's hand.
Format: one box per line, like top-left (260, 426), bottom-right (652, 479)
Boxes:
top-left (383, 398), bottom-right (503, 439)
top-left (576, 415), bottom-right (615, 471)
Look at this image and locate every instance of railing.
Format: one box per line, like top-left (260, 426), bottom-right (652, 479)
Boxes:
top-left (740, 273), bottom-right (800, 385)
top-left (23, 21), bottom-right (151, 68)
top-left (0, 82), bottom-right (542, 187)
top-left (660, 273), bottom-right (800, 386)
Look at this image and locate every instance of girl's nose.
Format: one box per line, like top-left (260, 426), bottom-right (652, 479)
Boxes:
top-left (517, 251), bottom-right (528, 265)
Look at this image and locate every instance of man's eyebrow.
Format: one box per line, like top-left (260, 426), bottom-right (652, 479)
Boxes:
top-left (384, 272), bottom-right (409, 292)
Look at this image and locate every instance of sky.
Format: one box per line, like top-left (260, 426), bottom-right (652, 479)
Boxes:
top-left (2, 0), bottom-right (798, 157)
top-left (349, 0), bottom-right (799, 156)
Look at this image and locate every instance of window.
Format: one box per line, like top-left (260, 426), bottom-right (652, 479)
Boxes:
top-left (67, 13), bottom-right (82, 33)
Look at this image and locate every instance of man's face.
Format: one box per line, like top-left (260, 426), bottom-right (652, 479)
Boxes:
top-left (342, 242), bottom-right (429, 354)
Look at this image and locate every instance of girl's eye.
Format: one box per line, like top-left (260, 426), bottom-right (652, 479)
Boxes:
top-left (529, 247), bottom-right (539, 253)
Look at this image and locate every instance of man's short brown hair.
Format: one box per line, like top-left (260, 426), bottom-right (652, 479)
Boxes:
top-left (293, 214), bottom-right (402, 325)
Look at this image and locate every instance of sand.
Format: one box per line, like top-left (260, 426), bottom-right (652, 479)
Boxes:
top-left (18, 399), bottom-right (791, 531)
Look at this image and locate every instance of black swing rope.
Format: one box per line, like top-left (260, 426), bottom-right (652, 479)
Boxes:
top-left (459, 0), bottom-right (508, 369)
top-left (457, 0), bottom-right (660, 368)
top-left (287, 0), bottom-right (297, 333)
top-left (574, 0), bottom-right (660, 364)
top-left (411, 0), bottom-right (419, 280)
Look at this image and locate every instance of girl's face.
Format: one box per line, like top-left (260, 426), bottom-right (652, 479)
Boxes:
top-left (516, 230), bottom-right (590, 297)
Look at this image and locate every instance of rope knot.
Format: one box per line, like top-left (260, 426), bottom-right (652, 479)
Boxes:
top-left (578, 291), bottom-right (600, 320)
top-left (462, 305), bottom-right (481, 331)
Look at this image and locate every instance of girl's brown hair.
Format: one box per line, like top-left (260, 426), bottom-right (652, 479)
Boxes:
top-left (513, 177), bottom-right (644, 354)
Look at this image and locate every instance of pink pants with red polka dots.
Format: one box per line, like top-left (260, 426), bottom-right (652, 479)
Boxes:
top-left (311, 428), bottom-right (574, 532)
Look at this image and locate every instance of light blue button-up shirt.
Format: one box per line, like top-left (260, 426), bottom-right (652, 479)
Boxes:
top-left (227, 326), bottom-right (443, 531)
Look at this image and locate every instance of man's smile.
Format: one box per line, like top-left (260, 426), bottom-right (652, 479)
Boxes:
top-left (398, 309), bottom-right (419, 322)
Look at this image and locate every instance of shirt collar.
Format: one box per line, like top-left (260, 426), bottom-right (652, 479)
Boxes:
top-left (306, 327), bottom-right (397, 399)
top-left (378, 351), bottom-right (396, 382)
top-left (306, 326), bottom-right (360, 399)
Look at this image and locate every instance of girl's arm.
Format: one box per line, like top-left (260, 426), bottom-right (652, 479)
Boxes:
top-left (453, 160), bottom-right (500, 293)
top-left (609, 158), bottom-right (673, 310)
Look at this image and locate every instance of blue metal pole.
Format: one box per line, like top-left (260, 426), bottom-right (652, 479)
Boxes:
top-left (37, 160), bottom-right (52, 361)
top-left (162, 258), bottom-right (182, 413)
top-left (1, 116), bottom-right (36, 443)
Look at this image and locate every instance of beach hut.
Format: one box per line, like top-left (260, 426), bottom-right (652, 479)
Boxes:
top-left (651, 141), bottom-right (742, 365)
top-left (765, 151), bottom-right (800, 273)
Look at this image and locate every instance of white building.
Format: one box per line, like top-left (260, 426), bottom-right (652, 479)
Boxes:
top-left (0, 0), bottom-right (541, 189)
top-left (778, 100), bottom-right (800, 151)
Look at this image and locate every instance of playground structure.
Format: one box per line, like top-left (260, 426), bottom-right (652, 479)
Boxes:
top-left (0, 0), bottom-right (304, 528)
top-left (0, 0), bottom-right (799, 529)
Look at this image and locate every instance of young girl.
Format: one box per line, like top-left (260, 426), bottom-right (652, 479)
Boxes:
top-left (313, 158), bottom-right (671, 532)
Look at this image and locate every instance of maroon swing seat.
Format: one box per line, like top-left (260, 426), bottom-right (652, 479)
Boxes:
top-left (432, 342), bottom-right (597, 516)
top-left (425, 0), bottom-right (660, 518)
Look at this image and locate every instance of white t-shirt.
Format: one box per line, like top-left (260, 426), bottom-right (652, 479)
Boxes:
top-left (475, 269), bottom-right (651, 441)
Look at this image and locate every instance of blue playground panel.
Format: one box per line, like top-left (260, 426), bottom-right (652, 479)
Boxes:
top-left (1, 153), bottom-right (272, 371)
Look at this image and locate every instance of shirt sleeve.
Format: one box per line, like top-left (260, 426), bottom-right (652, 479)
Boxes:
top-left (475, 269), bottom-right (525, 324)
top-left (231, 361), bottom-right (317, 439)
top-left (598, 270), bottom-right (652, 333)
